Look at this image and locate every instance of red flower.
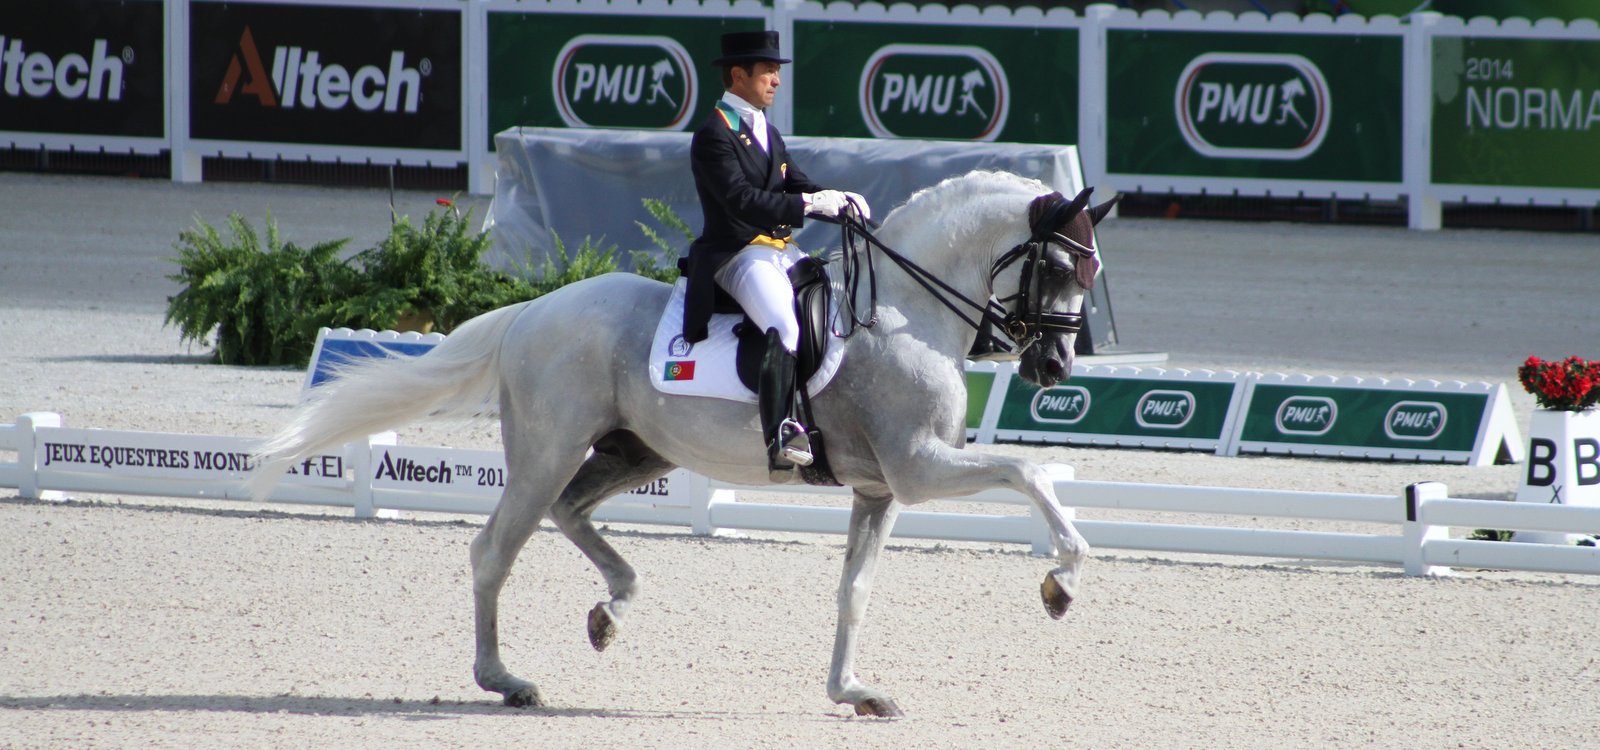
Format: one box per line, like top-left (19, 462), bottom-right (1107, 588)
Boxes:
top-left (1519, 355), bottom-right (1600, 411)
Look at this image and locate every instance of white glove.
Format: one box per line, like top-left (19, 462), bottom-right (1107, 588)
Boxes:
top-left (803, 190), bottom-right (848, 219)
top-left (843, 192), bottom-right (871, 221)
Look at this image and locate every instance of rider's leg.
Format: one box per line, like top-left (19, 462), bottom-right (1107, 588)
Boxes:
top-left (715, 245), bottom-right (810, 478)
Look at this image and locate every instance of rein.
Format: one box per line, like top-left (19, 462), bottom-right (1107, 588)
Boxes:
top-left (831, 193), bottom-right (1096, 355)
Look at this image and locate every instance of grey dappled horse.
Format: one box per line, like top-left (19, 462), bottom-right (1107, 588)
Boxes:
top-left (251, 170), bottom-right (1115, 717)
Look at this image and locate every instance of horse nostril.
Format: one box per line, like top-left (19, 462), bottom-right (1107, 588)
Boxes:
top-left (1044, 358), bottom-right (1065, 378)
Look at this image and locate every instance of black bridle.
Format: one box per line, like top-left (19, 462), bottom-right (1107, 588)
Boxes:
top-left (832, 192), bottom-right (1097, 356)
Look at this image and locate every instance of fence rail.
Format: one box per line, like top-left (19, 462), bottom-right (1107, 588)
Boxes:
top-left (5, 413), bottom-right (1597, 577)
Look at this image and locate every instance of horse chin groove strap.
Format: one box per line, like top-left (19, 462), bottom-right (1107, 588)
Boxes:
top-left (830, 191), bottom-right (1089, 356)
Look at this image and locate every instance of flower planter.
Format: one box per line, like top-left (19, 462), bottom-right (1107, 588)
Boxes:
top-left (1513, 408), bottom-right (1600, 544)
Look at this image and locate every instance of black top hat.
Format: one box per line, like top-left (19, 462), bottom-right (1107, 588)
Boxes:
top-left (712, 30), bottom-right (790, 66)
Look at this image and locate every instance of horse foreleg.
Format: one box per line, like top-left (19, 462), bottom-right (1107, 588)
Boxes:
top-left (548, 431), bottom-right (674, 652)
top-left (891, 446), bottom-right (1089, 619)
top-left (827, 490), bottom-right (904, 718)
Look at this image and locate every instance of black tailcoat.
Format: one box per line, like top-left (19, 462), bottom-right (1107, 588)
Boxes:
top-left (680, 100), bottom-right (824, 343)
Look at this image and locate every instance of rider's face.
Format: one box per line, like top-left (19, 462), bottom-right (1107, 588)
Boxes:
top-left (731, 61), bottom-right (782, 109)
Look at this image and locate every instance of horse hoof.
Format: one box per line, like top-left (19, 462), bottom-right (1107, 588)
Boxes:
top-left (854, 697), bottom-right (904, 718)
top-left (503, 685), bottom-right (544, 708)
top-left (1041, 571), bottom-right (1073, 620)
top-left (588, 602), bottom-right (618, 652)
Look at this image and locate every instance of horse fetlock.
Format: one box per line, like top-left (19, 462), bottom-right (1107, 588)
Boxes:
top-left (476, 665), bottom-right (543, 708)
top-left (587, 601), bottom-right (619, 652)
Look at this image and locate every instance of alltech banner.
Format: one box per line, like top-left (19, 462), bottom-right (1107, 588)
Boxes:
top-left (790, 16), bottom-right (1077, 143)
top-left (1431, 32), bottom-right (1600, 190)
top-left (1105, 27), bottom-right (1402, 183)
top-left (0, 0), bottom-right (164, 139)
top-left (485, 9), bottom-right (761, 140)
top-left (189, 0), bottom-right (462, 150)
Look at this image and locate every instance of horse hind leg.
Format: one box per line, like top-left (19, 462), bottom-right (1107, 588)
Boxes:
top-left (470, 433), bottom-right (590, 708)
top-left (547, 430), bottom-right (674, 653)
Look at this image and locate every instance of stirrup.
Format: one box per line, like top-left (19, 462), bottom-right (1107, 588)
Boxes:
top-left (778, 419), bottom-right (813, 467)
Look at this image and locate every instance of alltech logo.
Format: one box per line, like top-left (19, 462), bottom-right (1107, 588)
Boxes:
top-left (1175, 52), bottom-right (1329, 160)
top-left (1135, 390), bottom-right (1196, 429)
top-left (1275, 396), bottom-right (1337, 436)
top-left (212, 26), bottom-right (429, 113)
top-left (553, 35), bottom-right (695, 130)
top-left (0, 35), bottom-right (130, 101)
top-left (860, 44), bottom-right (1008, 141)
top-left (1031, 385), bottom-right (1091, 425)
top-left (1384, 401), bottom-right (1448, 441)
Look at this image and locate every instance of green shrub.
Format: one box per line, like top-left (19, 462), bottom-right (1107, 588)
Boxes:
top-left (165, 198), bottom-right (691, 367)
top-left (164, 214), bottom-right (357, 366)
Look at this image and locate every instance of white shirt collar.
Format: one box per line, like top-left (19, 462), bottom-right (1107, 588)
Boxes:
top-left (721, 91), bottom-right (769, 151)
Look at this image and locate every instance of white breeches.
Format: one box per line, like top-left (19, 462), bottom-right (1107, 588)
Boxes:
top-left (714, 243), bottom-right (805, 352)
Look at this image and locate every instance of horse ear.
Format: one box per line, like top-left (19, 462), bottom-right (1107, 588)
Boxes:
top-left (1065, 187), bottom-right (1093, 217)
top-left (1087, 193), bottom-right (1121, 226)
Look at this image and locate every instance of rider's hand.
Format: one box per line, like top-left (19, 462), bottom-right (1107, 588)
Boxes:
top-left (842, 192), bottom-right (871, 221)
top-left (803, 190), bottom-right (849, 219)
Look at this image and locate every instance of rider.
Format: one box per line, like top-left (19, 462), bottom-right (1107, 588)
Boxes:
top-left (681, 30), bottom-right (869, 481)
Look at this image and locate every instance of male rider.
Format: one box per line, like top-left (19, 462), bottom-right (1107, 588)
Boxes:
top-left (680, 30), bottom-right (869, 481)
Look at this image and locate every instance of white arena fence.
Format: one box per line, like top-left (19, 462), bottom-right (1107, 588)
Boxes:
top-left (5, 411), bottom-right (1599, 578)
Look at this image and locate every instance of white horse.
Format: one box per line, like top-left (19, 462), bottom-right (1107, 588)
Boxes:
top-left (251, 170), bottom-right (1116, 717)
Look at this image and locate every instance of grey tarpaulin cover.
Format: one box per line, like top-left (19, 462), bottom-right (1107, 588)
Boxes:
top-left (485, 126), bottom-right (1116, 350)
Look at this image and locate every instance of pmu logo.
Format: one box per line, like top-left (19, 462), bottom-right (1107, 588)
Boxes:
top-left (1384, 401), bottom-right (1447, 441)
top-left (860, 44), bottom-right (1008, 141)
top-left (1175, 52), bottom-right (1329, 160)
top-left (554, 35), bottom-right (695, 130)
top-left (0, 36), bottom-right (130, 101)
top-left (213, 27), bottom-right (427, 113)
top-left (1135, 390), bottom-right (1196, 429)
top-left (1275, 396), bottom-right (1337, 436)
top-left (1031, 385), bottom-right (1091, 425)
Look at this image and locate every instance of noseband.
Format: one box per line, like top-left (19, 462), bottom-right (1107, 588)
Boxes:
top-left (831, 190), bottom-right (1098, 357)
top-left (987, 192), bottom-right (1101, 351)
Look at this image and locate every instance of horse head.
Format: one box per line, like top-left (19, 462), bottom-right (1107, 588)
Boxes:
top-left (998, 186), bottom-right (1119, 389)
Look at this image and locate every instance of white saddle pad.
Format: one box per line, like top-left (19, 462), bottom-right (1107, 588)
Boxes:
top-left (649, 279), bottom-right (846, 403)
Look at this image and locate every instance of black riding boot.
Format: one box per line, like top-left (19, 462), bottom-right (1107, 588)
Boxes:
top-left (758, 328), bottom-right (812, 481)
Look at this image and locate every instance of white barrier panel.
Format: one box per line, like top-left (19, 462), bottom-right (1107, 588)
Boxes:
top-left (7, 414), bottom-right (1599, 577)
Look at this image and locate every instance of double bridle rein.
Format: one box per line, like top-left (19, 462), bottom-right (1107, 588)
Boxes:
top-left (833, 191), bottom-right (1098, 356)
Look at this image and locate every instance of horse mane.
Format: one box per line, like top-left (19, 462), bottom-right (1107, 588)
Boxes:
top-left (870, 171), bottom-right (1043, 263)
top-left (876, 170), bottom-right (1050, 258)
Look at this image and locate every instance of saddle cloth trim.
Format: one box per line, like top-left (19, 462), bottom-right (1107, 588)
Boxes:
top-left (649, 278), bottom-right (845, 404)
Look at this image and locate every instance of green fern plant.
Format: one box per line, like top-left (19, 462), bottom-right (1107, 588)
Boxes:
top-left (336, 204), bottom-right (530, 333)
top-left (164, 213), bottom-right (355, 366)
top-left (631, 197), bottom-right (689, 283)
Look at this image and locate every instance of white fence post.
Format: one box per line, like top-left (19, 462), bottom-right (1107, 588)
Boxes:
top-left (350, 432), bottom-right (396, 519)
top-left (17, 412), bottom-right (66, 501)
top-left (1403, 11), bottom-right (1443, 230)
top-left (168, 0), bottom-right (202, 183)
top-left (1403, 481), bottom-right (1452, 576)
top-left (683, 471), bottom-right (715, 536)
top-left (1078, 3), bottom-right (1115, 198)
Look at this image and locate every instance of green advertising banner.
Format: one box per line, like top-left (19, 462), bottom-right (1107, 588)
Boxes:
top-left (791, 20), bottom-right (1077, 143)
top-left (486, 12), bottom-right (761, 142)
top-left (989, 372), bottom-right (1242, 451)
top-left (1431, 35), bottom-right (1600, 189)
top-left (1106, 29), bottom-right (1403, 182)
top-left (1235, 383), bottom-right (1486, 457)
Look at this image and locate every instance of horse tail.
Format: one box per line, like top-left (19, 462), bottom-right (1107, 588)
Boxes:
top-left (247, 301), bottom-right (530, 500)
